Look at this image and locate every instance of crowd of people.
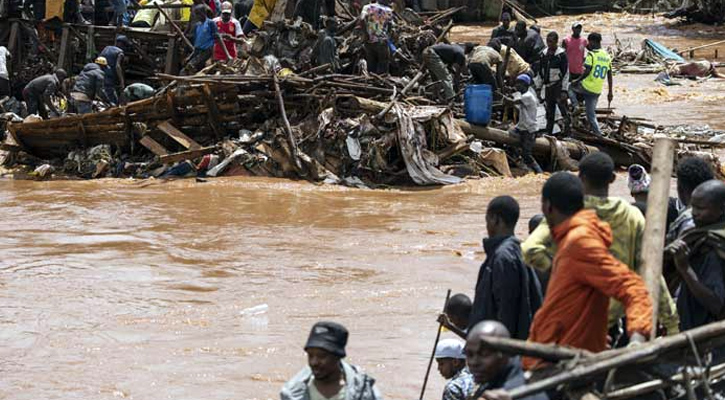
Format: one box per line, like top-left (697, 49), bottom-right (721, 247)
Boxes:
top-left (281, 154), bottom-right (725, 400)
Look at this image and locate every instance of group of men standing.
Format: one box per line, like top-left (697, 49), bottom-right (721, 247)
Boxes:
top-left (277, 152), bottom-right (725, 400)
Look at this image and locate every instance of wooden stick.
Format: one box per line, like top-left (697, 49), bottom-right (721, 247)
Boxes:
top-left (607, 363), bottom-right (725, 400)
top-left (155, 3), bottom-right (194, 51)
top-left (641, 138), bottom-right (675, 340)
top-left (420, 290), bottom-right (451, 400)
top-left (272, 74), bottom-right (302, 171)
top-left (677, 39), bottom-right (725, 55)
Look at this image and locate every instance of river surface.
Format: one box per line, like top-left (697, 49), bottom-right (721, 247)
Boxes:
top-left (2, 13), bottom-right (725, 400)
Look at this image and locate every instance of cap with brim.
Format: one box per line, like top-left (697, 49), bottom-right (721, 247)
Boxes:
top-left (434, 338), bottom-right (466, 359)
top-left (222, 9), bottom-right (231, 13)
top-left (516, 74), bottom-right (531, 85)
top-left (572, 21), bottom-right (582, 29)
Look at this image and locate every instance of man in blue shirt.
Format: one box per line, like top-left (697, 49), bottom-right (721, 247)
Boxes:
top-left (183, 5), bottom-right (219, 75)
top-left (99, 35), bottom-right (128, 105)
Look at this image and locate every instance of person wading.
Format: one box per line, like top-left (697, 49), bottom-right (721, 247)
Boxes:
top-left (280, 321), bottom-right (382, 400)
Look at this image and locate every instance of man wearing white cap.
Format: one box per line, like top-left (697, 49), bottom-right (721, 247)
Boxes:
top-left (213, 1), bottom-right (243, 61)
top-left (435, 338), bottom-right (474, 400)
top-left (562, 22), bottom-right (587, 108)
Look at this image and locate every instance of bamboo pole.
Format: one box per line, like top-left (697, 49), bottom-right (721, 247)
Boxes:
top-left (641, 138), bottom-right (676, 340)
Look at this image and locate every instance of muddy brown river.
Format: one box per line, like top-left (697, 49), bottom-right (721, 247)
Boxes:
top-left (2, 13), bottom-right (725, 400)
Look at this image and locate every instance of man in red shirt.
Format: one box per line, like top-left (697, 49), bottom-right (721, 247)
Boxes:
top-left (562, 22), bottom-right (588, 108)
top-left (213, 1), bottom-right (243, 61)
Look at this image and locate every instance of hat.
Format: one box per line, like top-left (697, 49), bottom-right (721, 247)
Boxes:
top-left (572, 21), bottom-right (582, 29)
top-left (95, 56), bottom-right (108, 66)
top-left (434, 338), bottom-right (466, 360)
top-left (516, 74), bottom-right (531, 85)
top-left (116, 35), bottom-right (129, 44)
top-left (305, 321), bottom-right (348, 358)
top-left (628, 164), bottom-right (651, 194)
top-left (221, 1), bottom-right (233, 13)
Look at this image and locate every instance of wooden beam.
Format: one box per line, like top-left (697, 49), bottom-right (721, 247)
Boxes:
top-left (159, 146), bottom-right (216, 164)
top-left (8, 22), bottom-right (19, 73)
top-left (156, 120), bottom-right (201, 150)
top-left (201, 84), bottom-right (223, 140)
top-left (57, 25), bottom-right (71, 72)
top-left (0, 143), bottom-right (23, 152)
top-left (641, 138), bottom-right (676, 339)
top-left (164, 37), bottom-right (178, 75)
top-left (139, 135), bottom-right (169, 156)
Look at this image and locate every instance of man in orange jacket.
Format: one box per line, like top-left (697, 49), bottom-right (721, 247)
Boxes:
top-left (523, 172), bottom-right (653, 370)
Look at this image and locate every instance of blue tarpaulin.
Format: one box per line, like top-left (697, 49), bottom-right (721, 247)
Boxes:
top-left (644, 39), bottom-right (685, 63)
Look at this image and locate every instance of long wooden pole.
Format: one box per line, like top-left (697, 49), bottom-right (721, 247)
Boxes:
top-left (419, 290), bottom-right (451, 400)
top-left (272, 74), bottom-right (302, 170)
top-left (641, 137), bottom-right (676, 340)
top-left (677, 39), bottom-right (725, 55)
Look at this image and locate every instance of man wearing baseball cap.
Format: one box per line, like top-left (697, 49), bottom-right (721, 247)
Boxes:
top-left (280, 321), bottom-right (382, 400)
top-left (509, 73), bottom-right (542, 174)
top-left (562, 22), bottom-right (587, 108)
top-left (435, 338), bottom-right (474, 400)
top-left (213, 1), bottom-right (243, 61)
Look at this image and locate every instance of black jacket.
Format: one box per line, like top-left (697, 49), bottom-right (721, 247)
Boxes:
top-left (72, 63), bottom-right (106, 100)
top-left (534, 47), bottom-right (569, 90)
top-left (469, 235), bottom-right (543, 340)
top-left (513, 29), bottom-right (545, 65)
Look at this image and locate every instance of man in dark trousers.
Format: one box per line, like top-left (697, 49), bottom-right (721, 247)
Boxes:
top-left (423, 43), bottom-right (467, 102)
top-left (669, 180), bottom-right (725, 333)
top-left (23, 69), bottom-right (67, 119)
top-left (280, 321), bottom-right (382, 400)
top-left (534, 31), bottom-right (570, 136)
top-left (99, 35), bottom-right (128, 105)
top-left (468, 195), bottom-right (543, 340)
top-left (70, 57), bottom-right (110, 114)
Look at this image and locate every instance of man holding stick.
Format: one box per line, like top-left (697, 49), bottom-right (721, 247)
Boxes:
top-left (213, 1), bottom-right (243, 61)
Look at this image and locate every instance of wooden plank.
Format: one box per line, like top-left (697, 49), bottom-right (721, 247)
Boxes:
top-left (8, 22), bottom-right (19, 73)
top-left (57, 26), bottom-right (71, 72)
top-left (641, 138), bottom-right (676, 339)
top-left (201, 84), bottom-right (223, 140)
top-left (0, 143), bottom-right (23, 152)
top-left (164, 37), bottom-right (178, 75)
top-left (139, 135), bottom-right (169, 156)
top-left (159, 146), bottom-right (216, 164)
top-left (156, 120), bottom-right (201, 150)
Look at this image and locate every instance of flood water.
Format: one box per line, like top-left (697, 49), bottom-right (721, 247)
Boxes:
top-left (2, 13), bottom-right (725, 400)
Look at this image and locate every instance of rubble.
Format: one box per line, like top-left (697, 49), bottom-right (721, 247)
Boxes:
top-left (1, 7), bottom-right (723, 187)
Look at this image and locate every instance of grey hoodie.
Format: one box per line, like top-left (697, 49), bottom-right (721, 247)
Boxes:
top-left (280, 361), bottom-right (382, 400)
top-left (72, 63), bottom-right (106, 100)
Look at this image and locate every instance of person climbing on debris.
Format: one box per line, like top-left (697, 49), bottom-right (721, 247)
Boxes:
top-left (524, 152), bottom-right (680, 344)
top-left (280, 321), bottom-right (382, 400)
top-left (423, 43), bottom-right (468, 103)
top-left (490, 12), bottom-right (515, 48)
top-left (488, 39), bottom-right (531, 84)
top-left (562, 21), bottom-right (587, 108)
top-left (70, 57), bottom-right (111, 114)
top-left (0, 45), bottom-right (12, 98)
top-left (213, 1), bottom-right (243, 61)
top-left (99, 35), bottom-right (128, 105)
top-left (522, 172), bottom-right (653, 370)
top-left (183, 5), bottom-right (219, 74)
top-left (667, 157), bottom-right (715, 244)
top-left (508, 74), bottom-right (542, 174)
top-left (433, 338), bottom-right (474, 400)
top-left (468, 195), bottom-right (542, 339)
top-left (571, 32), bottom-right (612, 136)
top-left (534, 31), bottom-right (570, 137)
top-left (467, 44), bottom-right (501, 90)
top-left (359, 0), bottom-right (393, 75)
top-left (668, 180), bottom-right (725, 341)
top-left (313, 16), bottom-right (340, 72)
top-left (123, 82), bottom-right (155, 103)
top-left (22, 68), bottom-right (67, 119)
top-left (465, 321), bottom-right (548, 400)
top-left (512, 21), bottom-right (544, 65)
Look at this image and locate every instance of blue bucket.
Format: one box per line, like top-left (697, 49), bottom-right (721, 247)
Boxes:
top-left (464, 84), bottom-right (493, 126)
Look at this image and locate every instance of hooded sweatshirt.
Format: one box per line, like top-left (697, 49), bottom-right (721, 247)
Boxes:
top-left (72, 63), bottom-right (106, 101)
top-left (522, 209), bottom-right (653, 370)
top-left (280, 361), bottom-right (382, 400)
top-left (522, 196), bottom-right (680, 334)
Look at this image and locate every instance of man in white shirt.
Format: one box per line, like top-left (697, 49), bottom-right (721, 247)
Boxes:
top-left (0, 46), bottom-right (11, 97)
top-left (511, 74), bottom-right (542, 174)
